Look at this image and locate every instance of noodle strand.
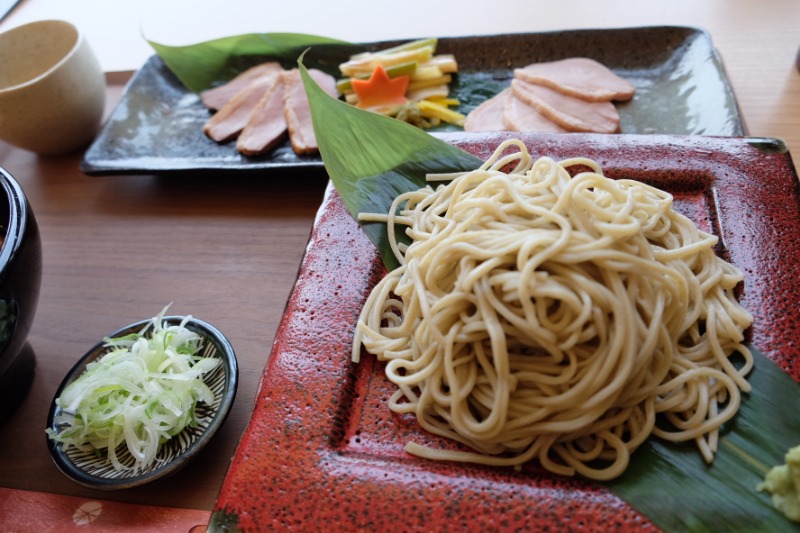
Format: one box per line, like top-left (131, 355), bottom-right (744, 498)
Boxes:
top-left (353, 140), bottom-right (753, 480)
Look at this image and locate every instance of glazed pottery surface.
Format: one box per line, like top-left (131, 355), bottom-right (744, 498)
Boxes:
top-left (0, 20), bottom-right (105, 155)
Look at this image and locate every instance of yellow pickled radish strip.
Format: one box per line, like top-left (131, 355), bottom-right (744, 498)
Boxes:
top-left (407, 74), bottom-right (452, 92)
top-left (426, 97), bottom-right (460, 107)
top-left (407, 84), bottom-right (449, 101)
top-left (422, 54), bottom-right (458, 73)
top-left (417, 99), bottom-right (465, 126)
top-left (410, 65), bottom-right (443, 81)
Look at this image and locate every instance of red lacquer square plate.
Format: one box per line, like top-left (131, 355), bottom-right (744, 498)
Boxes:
top-left (212, 133), bottom-right (800, 531)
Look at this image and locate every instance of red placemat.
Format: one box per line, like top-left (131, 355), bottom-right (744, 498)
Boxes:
top-left (0, 487), bottom-right (210, 532)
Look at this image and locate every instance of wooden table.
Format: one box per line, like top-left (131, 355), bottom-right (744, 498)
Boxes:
top-left (0, 69), bottom-right (330, 512)
top-left (1, 0), bottom-right (799, 528)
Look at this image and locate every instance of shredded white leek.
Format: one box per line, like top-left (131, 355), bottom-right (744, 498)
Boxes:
top-left (46, 306), bottom-right (220, 472)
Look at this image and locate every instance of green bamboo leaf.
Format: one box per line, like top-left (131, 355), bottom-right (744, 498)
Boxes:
top-left (298, 56), bottom-right (482, 270)
top-left (607, 350), bottom-right (800, 532)
top-left (299, 55), bottom-right (800, 531)
top-left (147, 33), bottom-right (362, 92)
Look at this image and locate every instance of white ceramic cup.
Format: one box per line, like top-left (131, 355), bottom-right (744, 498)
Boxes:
top-left (0, 20), bottom-right (106, 156)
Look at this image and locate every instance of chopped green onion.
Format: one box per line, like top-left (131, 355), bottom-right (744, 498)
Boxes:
top-left (46, 306), bottom-right (219, 472)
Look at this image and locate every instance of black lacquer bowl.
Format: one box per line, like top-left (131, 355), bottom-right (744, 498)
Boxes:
top-left (0, 166), bottom-right (42, 422)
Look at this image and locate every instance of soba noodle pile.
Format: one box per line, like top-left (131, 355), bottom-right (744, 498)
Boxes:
top-left (352, 139), bottom-right (753, 481)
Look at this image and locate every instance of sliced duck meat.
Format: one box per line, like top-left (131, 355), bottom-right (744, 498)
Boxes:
top-left (203, 72), bottom-right (282, 143)
top-left (511, 79), bottom-right (620, 133)
top-left (236, 76), bottom-right (287, 156)
top-left (200, 62), bottom-right (283, 111)
top-left (514, 58), bottom-right (635, 102)
top-left (283, 68), bottom-right (338, 155)
top-left (503, 91), bottom-right (567, 133)
top-left (464, 89), bottom-right (509, 132)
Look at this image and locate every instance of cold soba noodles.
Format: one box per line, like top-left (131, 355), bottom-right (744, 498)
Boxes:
top-left (353, 139), bottom-right (753, 481)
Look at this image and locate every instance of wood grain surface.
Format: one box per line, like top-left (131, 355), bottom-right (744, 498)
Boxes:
top-left (0, 0), bottom-right (798, 518)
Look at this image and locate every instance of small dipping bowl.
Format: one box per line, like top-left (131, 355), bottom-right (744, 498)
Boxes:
top-left (0, 166), bottom-right (42, 423)
top-left (46, 315), bottom-right (238, 490)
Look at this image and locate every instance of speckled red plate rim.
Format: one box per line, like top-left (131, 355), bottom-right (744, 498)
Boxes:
top-left (212, 133), bottom-right (800, 531)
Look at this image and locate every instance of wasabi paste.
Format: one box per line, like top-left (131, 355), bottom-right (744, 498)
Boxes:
top-left (758, 445), bottom-right (800, 522)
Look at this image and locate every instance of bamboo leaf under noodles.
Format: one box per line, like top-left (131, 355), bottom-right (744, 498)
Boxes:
top-left (299, 57), bottom-right (800, 532)
top-left (607, 351), bottom-right (800, 532)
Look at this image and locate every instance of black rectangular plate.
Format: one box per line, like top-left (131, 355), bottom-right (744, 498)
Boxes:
top-left (81, 26), bottom-right (744, 177)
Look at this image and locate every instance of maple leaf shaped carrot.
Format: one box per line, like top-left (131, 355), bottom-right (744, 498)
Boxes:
top-left (352, 65), bottom-right (410, 109)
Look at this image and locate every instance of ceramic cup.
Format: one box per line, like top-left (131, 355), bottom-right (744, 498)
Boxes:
top-left (0, 20), bottom-right (106, 156)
